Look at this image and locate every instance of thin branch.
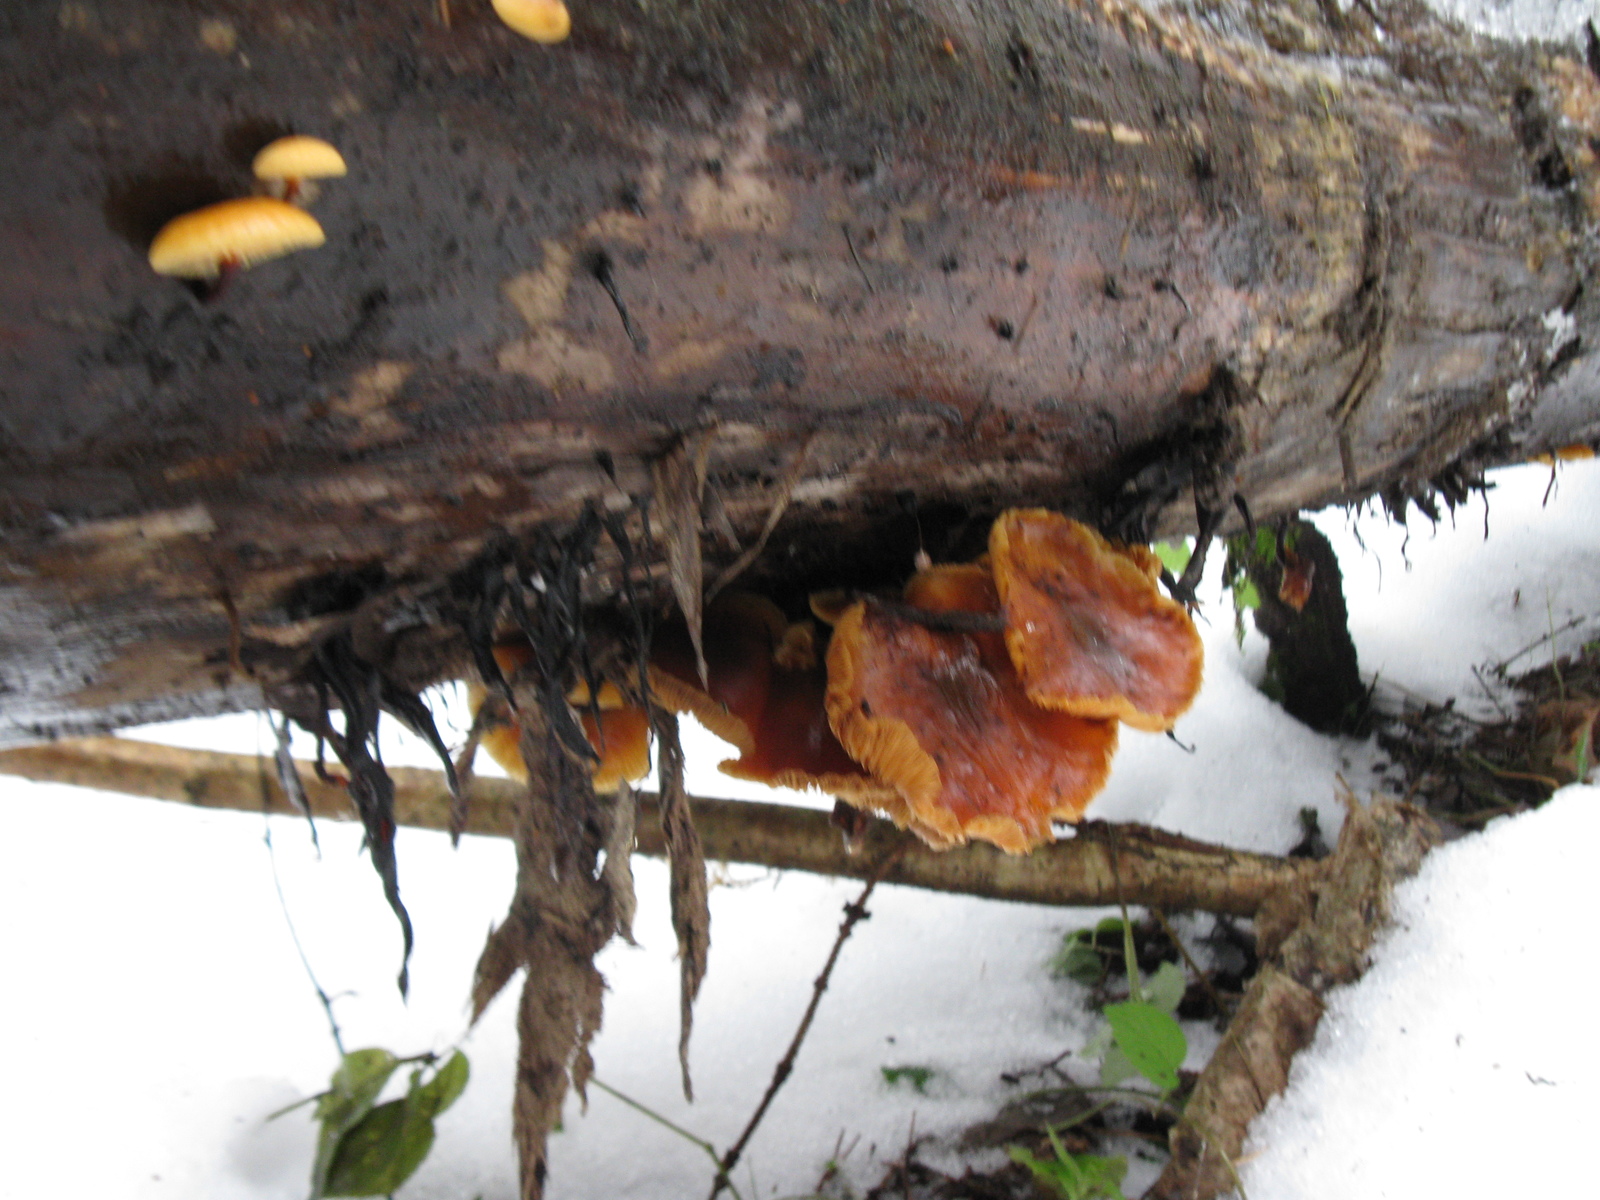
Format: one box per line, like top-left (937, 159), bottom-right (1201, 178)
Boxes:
top-left (590, 1078), bottom-right (741, 1200)
top-left (0, 737), bottom-right (1309, 917)
top-left (705, 433), bottom-right (815, 604)
top-left (1151, 908), bottom-right (1231, 1024)
top-left (708, 848), bottom-right (905, 1199)
top-left (258, 748), bottom-right (345, 1055)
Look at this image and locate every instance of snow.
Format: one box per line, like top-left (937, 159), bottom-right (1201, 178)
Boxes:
top-left (1241, 781), bottom-right (1600, 1200)
top-left (1, 458), bottom-right (1597, 1200)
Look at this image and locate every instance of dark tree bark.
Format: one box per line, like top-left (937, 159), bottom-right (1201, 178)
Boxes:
top-left (1, 0), bottom-right (1598, 740)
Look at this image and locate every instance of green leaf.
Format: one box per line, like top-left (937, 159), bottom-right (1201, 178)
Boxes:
top-left (1051, 931), bottom-right (1107, 986)
top-left (880, 1065), bottom-right (936, 1094)
top-left (1253, 527), bottom-right (1276, 560)
top-left (414, 1051), bottom-right (470, 1118)
top-left (1008, 1141), bottom-right (1127, 1200)
top-left (311, 1049), bottom-right (400, 1198)
top-left (1081, 1021), bottom-right (1113, 1064)
top-left (1232, 576), bottom-right (1261, 611)
top-left (1152, 539), bottom-right (1192, 574)
top-left (1097, 1043), bottom-right (1139, 1088)
top-left (1104, 1001), bottom-right (1187, 1094)
top-left (1144, 961), bottom-right (1187, 1015)
top-left (322, 1094), bottom-right (437, 1197)
top-left (1051, 918), bottom-right (1127, 986)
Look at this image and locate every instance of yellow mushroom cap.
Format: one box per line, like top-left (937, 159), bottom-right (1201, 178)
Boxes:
top-left (492, 0), bottom-right (571, 43)
top-left (147, 197), bottom-right (325, 279)
top-left (251, 136), bottom-right (347, 182)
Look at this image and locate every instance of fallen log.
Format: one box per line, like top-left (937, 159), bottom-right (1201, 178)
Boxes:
top-left (2, 0), bottom-right (1599, 741)
top-left (0, 735), bottom-right (1308, 915)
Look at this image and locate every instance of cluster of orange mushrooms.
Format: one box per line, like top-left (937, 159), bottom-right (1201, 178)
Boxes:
top-left (146, 3), bottom-right (569, 284)
top-left (146, 136), bottom-right (346, 284)
top-left (475, 509), bottom-right (1205, 855)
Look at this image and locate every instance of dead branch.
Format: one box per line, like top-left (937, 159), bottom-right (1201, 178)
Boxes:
top-left (1145, 795), bottom-right (1441, 1199)
top-left (709, 850), bottom-right (903, 1200)
top-left (0, 736), bottom-right (1308, 915)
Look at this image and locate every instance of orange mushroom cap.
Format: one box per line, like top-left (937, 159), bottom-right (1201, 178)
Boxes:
top-left (492, 0), bottom-right (571, 43)
top-left (252, 136), bottom-right (347, 183)
top-left (824, 562), bottom-right (1119, 853)
top-left (468, 641), bottom-right (652, 791)
top-left (989, 509), bottom-right (1203, 733)
top-left (647, 592), bottom-right (791, 755)
top-left (147, 197), bottom-right (325, 279)
top-left (718, 626), bottom-right (901, 807)
top-left (582, 704), bottom-right (652, 792)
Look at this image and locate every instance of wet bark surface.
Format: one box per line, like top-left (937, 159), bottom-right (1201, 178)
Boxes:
top-left (1, 0), bottom-right (1598, 741)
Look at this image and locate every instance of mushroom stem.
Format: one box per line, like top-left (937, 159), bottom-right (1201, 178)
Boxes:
top-left (204, 257), bottom-right (241, 303)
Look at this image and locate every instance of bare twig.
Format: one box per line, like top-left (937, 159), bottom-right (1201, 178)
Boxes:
top-left (1491, 614), bottom-right (1588, 673)
top-left (1151, 908), bottom-right (1231, 1024)
top-left (708, 848), bottom-right (906, 1199)
top-left (0, 736), bottom-right (1309, 916)
top-left (706, 433), bottom-right (815, 604)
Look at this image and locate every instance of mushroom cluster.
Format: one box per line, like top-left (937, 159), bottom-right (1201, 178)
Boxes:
top-left (147, 135), bottom-right (344, 289)
top-left (820, 510), bottom-right (1202, 852)
top-left (468, 510), bottom-right (1202, 856)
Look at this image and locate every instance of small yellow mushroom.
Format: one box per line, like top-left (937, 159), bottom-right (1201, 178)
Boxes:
top-left (492, 0), bottom-right (571, 44)
top-left (147, 197), bottom-right (325, 281)
top-left (251, 135), bottom-right (347, 204)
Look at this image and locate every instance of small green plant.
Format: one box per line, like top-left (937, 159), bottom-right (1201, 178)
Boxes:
top-left (1152, 539), bottom-right (1193, 576)
top-left (1051, 916), bottom-right (1130, 988)
top-left (275, 1046), bottom-right (470, 1198)
top-left (1223, 527), bottom-right (1278, 645)
top-left (1009, 1125), bottom-right (1127, 1200)
top-left (880, 1064), bottom-right (937, 1094)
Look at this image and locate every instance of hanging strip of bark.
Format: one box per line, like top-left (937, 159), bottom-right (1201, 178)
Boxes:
top-left (468, 695), bottom-right (623, 1200)
top-left (650, 711), bottom-right (712, 1100)
top-left (1144, 795), bottom-right (1440, 1200)
top-left (0, 736), bottom-right (1308, 915)
top-left (651, 430), bottom-right (716, 687)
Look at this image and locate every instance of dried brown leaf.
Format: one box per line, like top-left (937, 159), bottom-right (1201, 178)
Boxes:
top-left (601, 780), bottom-right (640, 945)
top-left (469, 912), bottom-right (529, 1024)
top-left (653, 710), bottom-right (710, 1101)
top-left (489, 689), bottom-right (624, 1199)
top-left (651, 428), bottom-right (715, 685)
top-left (513, 922), bottom-right (606, 1199)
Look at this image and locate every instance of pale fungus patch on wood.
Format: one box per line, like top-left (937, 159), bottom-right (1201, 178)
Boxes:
top-left (498, 328), bottom-right (616, 393)
top-left (58, 504), bottom-right (217, 545)
top-left (579, 211), bottom-right (650, 243)
top-left (331, 361), bottom-right (414, 445)
top-left (649, 337), bottom-right (729, 380)
top-left (1069, 116), bottom-right (1151, 145)
top-left (682, 98), bottom-right (798, 236)
top-left (197, 18), bottom-right (236, 55)
top-left (502, 241), bottom-right (574, 327)
top-left (499, 240), bottom-right (614, 392)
